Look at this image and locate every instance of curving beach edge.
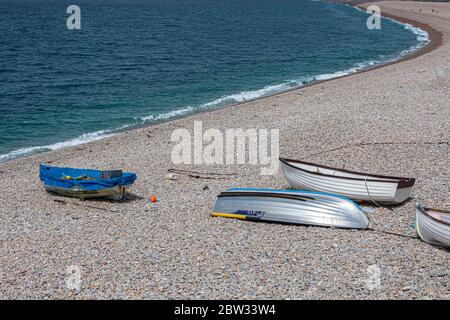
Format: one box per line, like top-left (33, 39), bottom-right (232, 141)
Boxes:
top-left (0, 1), bottom-right (448, 299)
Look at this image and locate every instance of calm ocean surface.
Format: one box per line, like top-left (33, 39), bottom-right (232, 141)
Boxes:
top-left (0, 0), bottom-right (428, 161)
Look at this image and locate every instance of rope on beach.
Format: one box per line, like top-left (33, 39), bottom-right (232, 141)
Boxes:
top-left (53, 199), bottom-right (121, 213)
top-left (365, 214), bottom-right (418, 239)
top-left (364, 175), bottom-right (382, 207)
top-left (368, 227), bottom-right (420, 240)
top-left (167, 168), bottom-right (245, 180)
top-left (304, 140), bottom-right (448, 159)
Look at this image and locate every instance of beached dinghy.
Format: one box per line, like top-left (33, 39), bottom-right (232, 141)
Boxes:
top-left (211, 188), bottom-right (369, 229)
top-left (416, 204), bottom-right (450, 248)
top-left (39, 164), bottom-right (137, 200)
top-left (279, 158), bottom-right (415, 204)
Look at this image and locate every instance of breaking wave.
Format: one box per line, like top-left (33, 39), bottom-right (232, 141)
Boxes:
top-left (0, 127), bottom-right (122, 162)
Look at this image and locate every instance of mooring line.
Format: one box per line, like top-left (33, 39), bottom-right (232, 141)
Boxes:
top-left (368, 227), bottom-right (419, 239)
top-left (304, 140), bottom-right (447, 159)
top-left (167, 168), bottom-right (247, 180)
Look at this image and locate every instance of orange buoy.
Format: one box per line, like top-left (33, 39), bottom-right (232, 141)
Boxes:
top-left (149, 195), bottom-right (157, 203)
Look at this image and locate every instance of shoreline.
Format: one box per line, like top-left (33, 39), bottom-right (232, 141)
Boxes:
top-left (1, 1), bottom-right (449, 299)
top-left (0, 1), bottom-right (442, 164)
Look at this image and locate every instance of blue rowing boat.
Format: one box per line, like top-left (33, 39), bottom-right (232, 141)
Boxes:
top-left (39, 164), bottom-right (137, 200)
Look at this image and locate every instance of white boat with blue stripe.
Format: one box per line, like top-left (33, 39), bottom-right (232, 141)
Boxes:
top-left (212, 188), bottom-right (369, 229)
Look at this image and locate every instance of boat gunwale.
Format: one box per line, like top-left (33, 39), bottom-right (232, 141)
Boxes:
top-left (417, 205), bottom-right (450, 227)
top-left (221, 188), bottom-right (364, 211)
top-left (218, 191), bottom-right (315, 202)
top-left (211, 210), bottom-right (367, 229)
top-left (39, 163), bottom-right (136, 185)
top-left (279, 158), bottom-right (415, 188)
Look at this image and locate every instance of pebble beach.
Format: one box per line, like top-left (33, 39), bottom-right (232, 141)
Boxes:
top-left (0, 1), bottom-right (449, 299)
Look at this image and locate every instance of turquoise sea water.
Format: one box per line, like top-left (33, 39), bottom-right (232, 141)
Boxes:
top-left (0, 0), bottom-right (428, 161)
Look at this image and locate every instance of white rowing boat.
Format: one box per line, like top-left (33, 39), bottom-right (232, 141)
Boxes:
top-left (416, 204), bottom-right (450, 248)
top-left (211, 188), bottom-right (369, 229)
top-left (279, 158), bottom-right (415, 204)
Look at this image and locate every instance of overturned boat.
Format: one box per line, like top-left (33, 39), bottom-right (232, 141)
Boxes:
top-left (39, 164), bottom-right (137, 200)
top-left (416, 204), bottom-right (450, 248)
top-left (211, 188), bottom-right (369, 229)
top-left (279, 158), bottom-right (415, 204)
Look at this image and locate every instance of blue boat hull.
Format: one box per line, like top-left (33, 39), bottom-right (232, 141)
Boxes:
top-left (43, 184), bottom-right (130, 200)
top-left (39, 164), bottom-right (137, 200)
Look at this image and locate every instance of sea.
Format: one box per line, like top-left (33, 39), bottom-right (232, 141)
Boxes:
top-left (0, 0), bottom-right (429, 161)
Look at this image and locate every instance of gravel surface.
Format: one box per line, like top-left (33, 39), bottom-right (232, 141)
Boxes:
top-left (0, 1), bottom-right (448, 299)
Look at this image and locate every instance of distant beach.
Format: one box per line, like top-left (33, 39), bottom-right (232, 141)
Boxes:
top-left (0, 1), bottom-right (448, 299)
